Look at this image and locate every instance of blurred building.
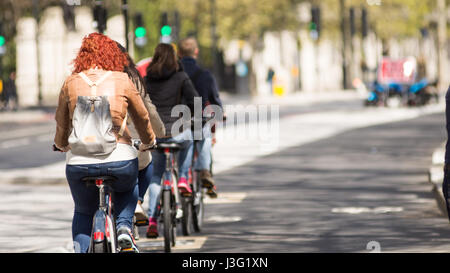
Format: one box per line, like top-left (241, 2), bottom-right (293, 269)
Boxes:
top-left (15, 6), bottom-right (129, 107)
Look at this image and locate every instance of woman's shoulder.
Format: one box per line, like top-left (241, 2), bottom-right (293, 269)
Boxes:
top-left (66, 70), bottom-right (129, 81)
top-left (110, 71), bottom-right (130, 81)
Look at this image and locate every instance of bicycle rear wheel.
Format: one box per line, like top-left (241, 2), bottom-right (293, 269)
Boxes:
top-left (93, 241), bottom-right (107, 253)
top-left (181, 196), bottom-right (193, 236)
top-left (163, 189), bottom-right (172, 253)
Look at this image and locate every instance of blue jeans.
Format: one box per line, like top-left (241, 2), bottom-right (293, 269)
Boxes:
top-left (194, 126), bottom-right (213, 171)
top-left (138, 162), bottom-right (153, 203)
top-left (148, 129), bottom-right (193, 217)
top-left (66, 158), bottom-right (139, 253)
top-left (138, 162), bottom-right (160, 218)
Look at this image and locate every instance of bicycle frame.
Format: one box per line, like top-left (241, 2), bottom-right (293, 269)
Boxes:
top-left (162, 148), bottom-right (182, 211)
top-left (89, 179), bottom-right (117, 253)
top-left (158, 147), bottom-right (183, 252)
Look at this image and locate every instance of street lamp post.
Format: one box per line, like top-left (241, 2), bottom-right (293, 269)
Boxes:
top-left (32, 0), bottom-right (42, 106)
top-left (340, 0), bottom-right (351, 90)
top-left (122, 0), bottom-right (129, 51)
top-left (437, 0), bottom-right (448, 92)
top-left (210, 0), bottom-right (220, 85)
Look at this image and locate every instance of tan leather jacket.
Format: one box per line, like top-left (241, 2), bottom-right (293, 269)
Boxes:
top-left (54, 69), bottom-right (155, 149)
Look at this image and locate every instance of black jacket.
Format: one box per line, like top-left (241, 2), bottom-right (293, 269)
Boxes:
top-left (446, 86), bottom-right (450, 163)
top-left (144, 64), bottom-right (198, 137)
top-left (180, 57), bottom-right (223, 109)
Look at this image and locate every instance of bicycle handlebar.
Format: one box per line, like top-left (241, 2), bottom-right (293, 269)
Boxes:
top-left (52, 144), bottom-right (63, 152)
top-left (132, 139), bottom-right (157, 151)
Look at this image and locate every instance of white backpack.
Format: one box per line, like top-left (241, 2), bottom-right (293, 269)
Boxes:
top-left (68, 71), bottom-right (127, 156)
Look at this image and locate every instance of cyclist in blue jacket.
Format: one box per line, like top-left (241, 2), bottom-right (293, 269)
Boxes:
top-left (178, 37), bottom-right (223, 198)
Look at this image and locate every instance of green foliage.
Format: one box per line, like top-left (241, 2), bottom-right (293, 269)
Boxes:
top-left (337, 0), bottom-right (436, 39)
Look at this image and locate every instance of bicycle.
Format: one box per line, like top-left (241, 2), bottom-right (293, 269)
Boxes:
top-left (185, 115), bottom-right (219, 234)
top-left (185, 143), bottom-right (205, 234)
top-left (133, 140), bottom-right (185, 253)
top-left (53, 144), bottom-right (137, 253)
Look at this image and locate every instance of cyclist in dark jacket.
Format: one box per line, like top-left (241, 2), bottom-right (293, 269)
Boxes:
top-left (443, 86), bottom-right (450, 221)
top-left (178, 37), bottom-right (222, 198)
top-left (143, 43), bottom-right (198, 238)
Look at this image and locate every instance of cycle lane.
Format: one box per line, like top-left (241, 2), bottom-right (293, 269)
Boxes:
top-left (187, 112), bottom-right (450, 252)
top-left (0, 98), bottom-right (446, 252)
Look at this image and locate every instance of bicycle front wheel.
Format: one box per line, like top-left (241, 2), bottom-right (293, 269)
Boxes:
top-left (163, 189), bottom-right (172, 253)
top-left (181, 196), bottom-right (193, 236)
top-left (192, 175), bottom-right (204, 232)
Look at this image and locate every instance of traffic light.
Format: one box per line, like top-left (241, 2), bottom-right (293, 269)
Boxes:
top-left (0, 23), bottom-right (5, 56)
top-left (160, 12), bottom-right (172, 43)
top-left (310, 6), bottom-right (321, 41)
top-left (134, 12), bottom-right (147, 47)
top-left (173, 11), bottom-right (180, 42)
top-left (93, 1), bottom-right (107, 33)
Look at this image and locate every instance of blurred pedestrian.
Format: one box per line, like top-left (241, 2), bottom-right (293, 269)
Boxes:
top-left (3, 72), bottom-right (18, 111)
top-left (144, 43), bottom-right (198, 238)
top-left (178, 37), bottom-right (222, 198)
top-left (267, 67), bottom-right (275, 94)
top-left (54, 32), bottom-right (156, 252)
top-left (116, 42), bottom-right (166, 225)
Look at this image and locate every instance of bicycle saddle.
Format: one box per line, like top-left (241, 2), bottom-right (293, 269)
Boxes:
top-left (82, 176), bottom-right (117, 185)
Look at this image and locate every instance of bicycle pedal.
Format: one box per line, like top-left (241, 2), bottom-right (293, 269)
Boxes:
top-left (181, 192), bottom-right (192, 197)
top-left (135, 220), bottom-right (149, 226)
top-left (120, 248), bottom-right (138, 253)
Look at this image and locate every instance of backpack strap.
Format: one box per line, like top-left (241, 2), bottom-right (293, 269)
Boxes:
top-left (79, 71), bottom-right (112, 96)
top-left (78, 71), bottom-right (128, 137)
top-left (118, 112), bottom-right (128, 137)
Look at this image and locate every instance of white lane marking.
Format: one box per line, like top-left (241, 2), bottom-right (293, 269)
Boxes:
top-left (331, 207), bottom-right (404, 214)
top-left (0, 125), bottom-right (54, 141)
top-left (204, 192), bottom-right (247, 204)
top-left (137, 236), bottom-right (207, 250)
top-left (205, 215), bottom-right (242, 223)
top-left (0, 133), bottom-right (53, 149)
top-left (0, 138), bottom-right (31, 149)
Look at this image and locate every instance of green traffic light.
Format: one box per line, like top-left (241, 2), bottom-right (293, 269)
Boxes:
top-left (309, 22), bottom-right (317, 31)
top-left (161, 25), bottom-right (172, 36)
top-left (0, 36), bottom-right (5, 47)
top-left (135, 27), bottom-right (147, 38)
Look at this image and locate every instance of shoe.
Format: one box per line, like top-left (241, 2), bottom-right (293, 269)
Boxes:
top-left (200, 170), bottom-right (215, 189)
top-left (178, 177), bottom-right (192, 196)
top-left (134, 203), bottom-right (148, 226)
top-left (146, 217), bottom-right (159, 238)
top-left (200, 170), bottom-right (218, 198)
top-left (206, 185), bottom-right (218, 199)
top-left (117, 226), bottom-right (139, 253)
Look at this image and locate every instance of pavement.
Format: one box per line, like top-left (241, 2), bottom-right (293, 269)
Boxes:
top-left (0, 90), bottom-right (445, 185)
top-left (1, 90), bottom-right (449, 253)
top-left (0, 90), bottom-right (365, 185)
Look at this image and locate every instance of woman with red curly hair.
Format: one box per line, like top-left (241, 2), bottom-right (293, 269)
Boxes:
top-left (54, 33), bottom-right (155, 253)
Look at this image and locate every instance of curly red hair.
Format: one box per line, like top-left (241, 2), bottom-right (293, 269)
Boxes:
top-left (72, 32), bottom-right (129, 74)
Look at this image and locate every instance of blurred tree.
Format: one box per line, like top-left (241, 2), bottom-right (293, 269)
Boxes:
top-left (342, 0), bottom-right (436, 39)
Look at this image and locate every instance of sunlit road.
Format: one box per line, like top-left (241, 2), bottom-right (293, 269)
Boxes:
top-left (1, 98), bottom-right (449, 252)
top-left (184, 113), bottom-right (450, 253)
